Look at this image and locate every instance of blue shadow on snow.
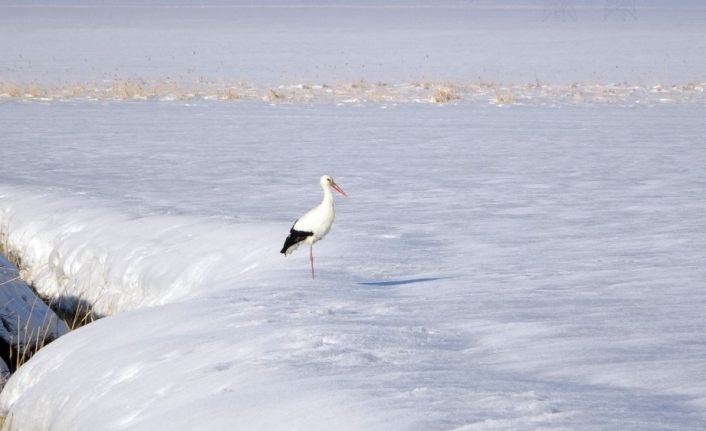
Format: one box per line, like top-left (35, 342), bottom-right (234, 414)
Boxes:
top-left (358, 277), bottom-right (444, 287)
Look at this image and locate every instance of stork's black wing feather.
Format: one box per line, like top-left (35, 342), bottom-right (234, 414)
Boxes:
top-left (280, 221), bottom-right (314, 254)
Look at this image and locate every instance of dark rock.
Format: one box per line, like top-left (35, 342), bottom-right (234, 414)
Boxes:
top-left (0, 254), bottom-right (69, 375)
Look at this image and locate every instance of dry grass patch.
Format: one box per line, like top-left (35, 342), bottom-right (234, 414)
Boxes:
top-left (432, 86), bottom-right (459, 104)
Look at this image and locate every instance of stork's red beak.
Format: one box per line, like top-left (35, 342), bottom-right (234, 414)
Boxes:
top-left (331, 181), bottom-right (347, 197)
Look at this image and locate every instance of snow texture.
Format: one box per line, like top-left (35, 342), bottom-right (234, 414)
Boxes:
top-left (1, 1), bottom-right (706, 430)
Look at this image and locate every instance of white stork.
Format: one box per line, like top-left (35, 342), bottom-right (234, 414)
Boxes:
top-left (280, 175), bottom-right (347, 279)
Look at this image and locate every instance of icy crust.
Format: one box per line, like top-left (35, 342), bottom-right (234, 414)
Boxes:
top-left (0, 187), bottom-right (282, 315)
top-left (0, 79), bottom-right (705, 106)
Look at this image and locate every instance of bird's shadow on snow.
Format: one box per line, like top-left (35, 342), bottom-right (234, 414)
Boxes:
top-left (357, 277), bottom-right (445, 287)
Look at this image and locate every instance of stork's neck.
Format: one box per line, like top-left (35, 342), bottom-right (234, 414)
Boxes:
top-left (321, 183), bottom-right (334, 207)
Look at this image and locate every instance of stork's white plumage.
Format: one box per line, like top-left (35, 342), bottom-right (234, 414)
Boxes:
top-left (281, 175), bottom-right (347, 279)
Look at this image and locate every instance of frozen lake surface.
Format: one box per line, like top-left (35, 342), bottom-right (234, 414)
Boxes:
top-left (2, 1), bottom-right (706, 85)
top-left (1, 100), bottom-right (705, 429)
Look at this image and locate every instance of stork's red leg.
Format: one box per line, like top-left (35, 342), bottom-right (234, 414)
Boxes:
top-left (309, 245), bottom-right (315, 279)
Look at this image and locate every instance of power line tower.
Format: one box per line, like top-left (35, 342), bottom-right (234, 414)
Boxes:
top-left (543, 0), bottom-right (578, 22)
top-left (604, 0), bottom-right (638, 21)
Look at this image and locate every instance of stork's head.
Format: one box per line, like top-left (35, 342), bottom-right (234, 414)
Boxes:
top-left (321, 175), bottom-right (347, 197)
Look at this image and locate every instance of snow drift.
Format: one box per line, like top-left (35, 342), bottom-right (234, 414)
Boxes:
top-left (0, 187), bottom-right (282, 316)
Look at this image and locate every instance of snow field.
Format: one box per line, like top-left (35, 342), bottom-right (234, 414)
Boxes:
top-left (0, 101), bottom-right (704, 429)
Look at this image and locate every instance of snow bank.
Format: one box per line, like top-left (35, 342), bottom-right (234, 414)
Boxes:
top-left (0, 188), bottom-right (393, 429)
top-left (0, 188), bottom-right (409, 430)
top-left (0, 186), bottom-right (283, 315)
top-left (0, 300), bottom-right (396, 431)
